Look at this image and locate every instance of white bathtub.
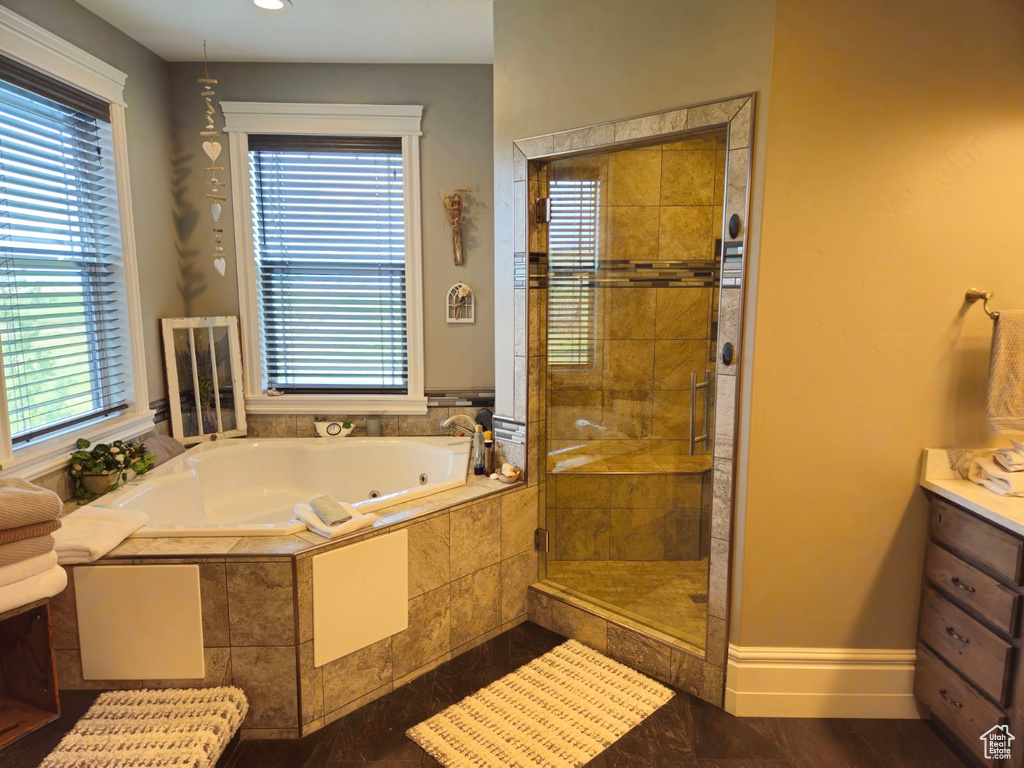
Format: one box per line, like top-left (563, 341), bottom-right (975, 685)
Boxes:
top-left (83, 437), bottom-right (472, 537)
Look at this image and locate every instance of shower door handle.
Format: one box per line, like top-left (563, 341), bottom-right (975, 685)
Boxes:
top-left (689, 371), bottom-right (712, 455)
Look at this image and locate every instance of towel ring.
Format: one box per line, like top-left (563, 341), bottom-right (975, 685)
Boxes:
top-left (966, 288), bottom-right (1000, 320)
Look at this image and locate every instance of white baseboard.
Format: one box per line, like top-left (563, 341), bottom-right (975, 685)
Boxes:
top-left (725, 644), bottom-right (925, 719)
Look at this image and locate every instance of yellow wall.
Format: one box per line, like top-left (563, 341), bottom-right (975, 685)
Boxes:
top-left (736, 0), bottom-right (1024, 649)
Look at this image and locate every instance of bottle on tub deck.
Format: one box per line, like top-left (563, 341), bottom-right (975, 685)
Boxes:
top-left (473, 424), bottom-right (486, 476)
top-left (483, 430), bottom-right (494, 476)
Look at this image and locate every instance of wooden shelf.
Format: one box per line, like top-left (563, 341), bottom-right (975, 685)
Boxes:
top-left (0, 601), bottom-right (60, 750)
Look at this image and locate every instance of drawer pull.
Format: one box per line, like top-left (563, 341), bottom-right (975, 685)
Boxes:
top-left (950, 576), bottom-right (976, 593)
top-left (938, 688), bottom-right (964, 709)
top-left (945, 625), bottom-right (970, 644)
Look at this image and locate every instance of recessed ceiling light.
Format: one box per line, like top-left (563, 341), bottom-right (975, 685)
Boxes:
top-left (254, 0), bottom-right (286, 9)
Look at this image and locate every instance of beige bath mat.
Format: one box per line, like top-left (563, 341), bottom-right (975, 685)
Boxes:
top-left (407, 639), bottom-right (674, 768)
top-left (40, 686), bottom-right (248, 768)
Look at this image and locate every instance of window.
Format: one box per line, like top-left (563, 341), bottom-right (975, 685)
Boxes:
top-left (0, 63), bottom-right (127, 444)
top-left (547, 176), bottom-right (601, 368)
top-left (225, 102), bottom-right (425, 414)
top-left (0, 6), bottom-right (150, 476)
top-left (248, 135), bottom-right (408, 393)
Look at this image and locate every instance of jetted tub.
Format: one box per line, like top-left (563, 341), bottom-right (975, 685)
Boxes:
top-left (83, 436), bottom-right (472, 537)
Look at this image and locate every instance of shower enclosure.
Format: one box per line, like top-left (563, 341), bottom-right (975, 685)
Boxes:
top-left (508, 93), bottom-right (754, 704)
top-left (541, 131), bottom-right (725, 651)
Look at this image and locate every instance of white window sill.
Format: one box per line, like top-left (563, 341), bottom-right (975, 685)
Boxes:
top-left (0, 410), bottom-right (156, 480)
top-left (245, 393), bottom-right (428, 416)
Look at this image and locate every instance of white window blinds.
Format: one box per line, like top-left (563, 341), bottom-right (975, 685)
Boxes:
top-left (0, 59), bottom-right (128, 446)
top-left (248, 135), bottom-right (408, 393)
top-left (548, 177), bottom-right (601, 368)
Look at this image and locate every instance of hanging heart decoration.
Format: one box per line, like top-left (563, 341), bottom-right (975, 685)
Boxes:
top-left (199, 42), bottom-right (228, 278)
top-left (202, 140), bottom-right (221, 162)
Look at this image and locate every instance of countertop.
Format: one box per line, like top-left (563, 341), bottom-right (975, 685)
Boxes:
top-left (920, 448), bottom-right (1024, 537)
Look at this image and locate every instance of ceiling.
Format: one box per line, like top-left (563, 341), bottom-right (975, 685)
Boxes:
top-left (75, 0), bottom-right (494, 64)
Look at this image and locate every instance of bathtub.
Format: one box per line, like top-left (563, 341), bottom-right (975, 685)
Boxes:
top-left (83, 436), bottom-right (472, 537)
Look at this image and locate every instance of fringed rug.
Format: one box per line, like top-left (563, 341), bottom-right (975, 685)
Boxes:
top-left (40, 686), bottom-right (248, 768)
top-left (407, 639), bottom-right (674, 768)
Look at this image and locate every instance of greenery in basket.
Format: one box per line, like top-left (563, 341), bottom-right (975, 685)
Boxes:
top-left (70, 438), bottom-right (157, 504)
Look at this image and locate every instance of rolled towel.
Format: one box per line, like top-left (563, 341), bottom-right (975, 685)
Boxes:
top-left (53, 508), bottom-right (149, 564)
top-left (308, 495), bottom-right (356, 527)
top-left (969, 457), bottom-right (1024, 496)
top-left (293, 503), bottom-right (377, 539)
top-left (0, 477), bottom-right (61, 529)
top-left (994, 449), bottom-right (1024, 472)
top-left (0, 536), bottom-right (54, 567)
top-left (0, 563), bottom-right (66, 615)
top-left (0, 550), bottom-right (57, 589)
top-left (0, 519), bottom-right (61, 546)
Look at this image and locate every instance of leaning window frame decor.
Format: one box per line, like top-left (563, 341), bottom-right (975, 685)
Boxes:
top-left (161, 316), bottom-right (246, 445)
top-left (0, 7), bottom-right (151, 478)
top-left (223, 101), bottom-right (427, 415)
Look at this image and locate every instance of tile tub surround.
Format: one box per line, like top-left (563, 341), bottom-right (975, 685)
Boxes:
top-left (47, 480), bottom-right (540, 739)
top-left (514, 95), bottom-right (756, 708)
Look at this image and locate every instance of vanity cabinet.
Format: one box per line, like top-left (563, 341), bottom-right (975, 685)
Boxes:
top-left (917, 495), bottom-right (1024, 767)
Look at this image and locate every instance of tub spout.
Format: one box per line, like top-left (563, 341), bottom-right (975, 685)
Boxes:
top-left (441, 414), bottom-right (478, 436)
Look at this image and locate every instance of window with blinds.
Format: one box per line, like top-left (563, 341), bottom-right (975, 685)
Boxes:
top-left (548, 177), bottom-right (601, 368)
top-left (248, 135), bottom-right (408, 393)
top-left (0, 58), bottom-right (128, 446)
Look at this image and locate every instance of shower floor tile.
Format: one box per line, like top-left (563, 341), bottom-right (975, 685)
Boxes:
top-left (545, 558), bottom-right (709, 649)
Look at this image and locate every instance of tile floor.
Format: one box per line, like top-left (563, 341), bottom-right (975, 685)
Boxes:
top-left (547, 559), bottom-right (709, 648)
top-left (5, 622), bottom-right (970, 768)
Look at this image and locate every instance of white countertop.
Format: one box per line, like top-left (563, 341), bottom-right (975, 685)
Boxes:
top-left (921, 448), bottom-right (1024, 537)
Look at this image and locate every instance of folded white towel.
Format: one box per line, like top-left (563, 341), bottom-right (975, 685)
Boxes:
top-left (0, 563), bottom-right (66, 614)
top-left (0, 550), bottom-right (57, 589)
top-left (293, 504), bottom-right (377, 539)
top-left (969, 457), bottom-right (1024, 496)
top-left (53, 508), bottom-right (149, 564)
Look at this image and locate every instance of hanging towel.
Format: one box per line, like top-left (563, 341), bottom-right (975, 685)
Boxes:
top-left (0, 478), bottom-right (62, 529)
top-left (293, 503), bottom-right (377, 539)
top-left (0, 536), bottom-right (54, 567)
top-left (0, 550), bottom-right (57, 589)
top-left (0, 519), bottom-right (61, 546)
top-left (53, 508), bottom-right (148, 564)
top-left (969, 457), bottom-right (1024, 496)
top-left (0, 563), bottom-right (66, 615)
top-left (988, 310), bottom-right (1024, 433)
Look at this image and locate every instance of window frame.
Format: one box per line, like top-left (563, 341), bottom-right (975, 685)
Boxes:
top-left (224, 101), bottom-right (427, 415)
top-left (0, 7), bottom-right (152, 478)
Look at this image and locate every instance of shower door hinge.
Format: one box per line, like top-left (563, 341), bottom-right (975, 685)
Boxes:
top-left (534, 197), bottom-right (551, 224)
top-left (534, 527), bottom-right (550, 552)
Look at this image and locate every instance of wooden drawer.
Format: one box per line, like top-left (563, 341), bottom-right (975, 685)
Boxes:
top-left (916, 644), bottom-right (1004, 767)
top-left (927, 542), bottom-right (1020, 635)
top-left (931, 498), bottom-right (1024, 585)
top-left (920, 587), bottom-right (1013, 705)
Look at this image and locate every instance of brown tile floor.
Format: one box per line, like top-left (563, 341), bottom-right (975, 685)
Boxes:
top-left (547, 559), bottom-right (709, 648)
top-left (4, 623), bottom-right (970, 768)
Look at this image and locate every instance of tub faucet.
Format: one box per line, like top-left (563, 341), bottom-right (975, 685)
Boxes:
top-left (440, 414), bottom-right (478, 436)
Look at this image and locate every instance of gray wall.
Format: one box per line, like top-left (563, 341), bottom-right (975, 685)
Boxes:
top-left (1, 0), bottom-right (181, 403)
top-left (491, 0), bottom-right (776, 416)
top-left (169, 62), bottom-right (495, 392)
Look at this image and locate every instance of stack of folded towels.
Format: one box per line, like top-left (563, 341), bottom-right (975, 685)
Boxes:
top-left (294, 494), bottom-right (377, 539)
top-left (970, 440), bottom-right (1024, 497)
top-left (0, 478), bottom-right (67, 614)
